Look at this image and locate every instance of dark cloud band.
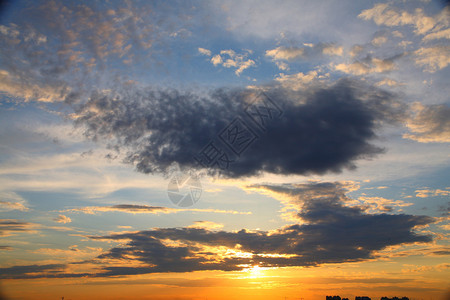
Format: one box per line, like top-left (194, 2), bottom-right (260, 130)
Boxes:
top-left (76, 79), bottom-right (404, 178)
top-left (0, 182), bottom-right (433, 278)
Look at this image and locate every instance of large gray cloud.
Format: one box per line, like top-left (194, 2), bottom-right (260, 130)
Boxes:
top-left (85, 183), bottom-right (432, 276)
top-left (0, 264), bottom-right (70, 279)
top-left (75, 79), bottom-right (405, 178)
top-left (0, 182), bottom-right (433, 278)
top-left (87, 182), bottom-right (434, 276)
top-left (1, 0), bottom-right (444, 179)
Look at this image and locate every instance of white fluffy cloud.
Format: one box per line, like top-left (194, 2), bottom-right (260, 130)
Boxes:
top-left (334, 56), bottom-right (397, 75)
top-left (198, 47), bottom-right (212, 56)
top-left (0, 192), bottom-right (29, 212)
top-left (53, 215), bottom-right (72, 224)
top-left (414, 46), bottom-right (450, 72)
top-left (210, 49), bottom-right (255, 75)
top-left (359, 3), bottom-right (448, 37)
top-left (274, 70), bottom-right (323, 90)
top-left (266, 46), bottom-right (305, 61)
top-left (266, 44), bottom-right (343, 61)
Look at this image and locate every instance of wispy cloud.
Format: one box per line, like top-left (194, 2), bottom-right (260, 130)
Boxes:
top-left (404, 102), bottom-right (450, 143)
top-left (348, 196), bottom-right (414, 213)
top-left (266, 43), bottom-right (343, 62)
top-left (53, 215), bottom-right (72, 224)
top-left (334, 54), bottom-right (402, 75)
top-left (415, 188), bottom-right (450, 198)
top-left (62, 204), bottom-right (251, 215)
top-left (0, 191), bottom-right (28, 211)
top-left (198, 47), bottom-right (212, 56)
top-left (359, 3), bottom-right (449, 38)
top-left (186, 221), bottom-right (224, 230)
top-left (414, 46), bottom-right (450, 72)
top-left (274, 70), bottom-right (325, 90)
top-left (0, 219), bottom-right (38, 237)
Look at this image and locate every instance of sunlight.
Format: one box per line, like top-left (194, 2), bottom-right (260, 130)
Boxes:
top-left (245, 265), bottom-right (265, 279)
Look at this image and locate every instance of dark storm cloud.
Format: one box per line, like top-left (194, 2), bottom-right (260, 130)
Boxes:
top-left (0, 182), bottom-right (433, 278)
top-left (75, 79), bottom-right (405, 178)
top-left (0, 1), bottom-right (418, 177)
top-left (81, 182), bottom-right (433, 276)
top-left (0, 264), bottom-right (67, 279)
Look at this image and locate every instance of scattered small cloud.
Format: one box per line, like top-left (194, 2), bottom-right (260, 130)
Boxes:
top-left (404, 102), bottom-right (450, 143)
top-left (371, 35), bottom-right (388, 46)
top-left (210, 49), bottom-right (255, 75)
top-left (423, 28), bottom-right (450, 42)
top-left (274, 70), bottom-right (321, 90)
top-left (0, 198), bottom-right (29, 211)
top-left (53, 215), bottom-right (72, 224)
top-left (348, 196), bottom-right (414, 213)
top-left (376, 78), bottom-right (403, 87)
top-left (266, 46), bottom-right (305, 61)
top-left (414, 46), bottom-right (450, 72)
top-left (266, 43), bottom-right (343, 63)
top-left (415, 188), bottom-right (450, 198)
top-left (359, 3), bottom-right (447, 37)
top-left (350, 45), bottom-right (365, 57)
top-left (401, 263), bottom-right (450, 273)
top-left (198, 47), bottom-right (211, 56)
top-left (334, 54), bottom-right (400, 75)
top-left (0, 219), bottom-right (38, 237)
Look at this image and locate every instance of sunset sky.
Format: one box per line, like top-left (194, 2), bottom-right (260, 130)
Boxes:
top-left (0, 1), bottom-right (449, 299)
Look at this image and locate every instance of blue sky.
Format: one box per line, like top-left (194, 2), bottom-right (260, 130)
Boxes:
top-left (0, 1), bottom-right (449, 299)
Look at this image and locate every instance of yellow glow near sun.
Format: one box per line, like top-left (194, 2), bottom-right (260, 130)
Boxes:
top-left (245, 265), bottom-right (264, 279)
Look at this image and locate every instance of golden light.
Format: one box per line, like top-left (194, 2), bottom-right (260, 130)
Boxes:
top-left (245, 265), bottom-right (265, 279)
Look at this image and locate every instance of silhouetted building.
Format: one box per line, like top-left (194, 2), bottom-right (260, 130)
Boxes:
top-left (326, 296), bottom-right (409, 300)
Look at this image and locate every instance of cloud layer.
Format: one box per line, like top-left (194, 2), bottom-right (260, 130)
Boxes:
top-left (75, 79), bottom-right (405, 178)
top-left (0, 182), bottom-right (434, 278)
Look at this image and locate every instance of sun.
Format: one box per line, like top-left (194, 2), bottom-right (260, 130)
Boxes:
top-left (246, 265), bottom-right (264, 279)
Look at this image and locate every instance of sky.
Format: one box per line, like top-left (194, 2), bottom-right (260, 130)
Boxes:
top-left (0, 0), bottom-right (449, 299)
